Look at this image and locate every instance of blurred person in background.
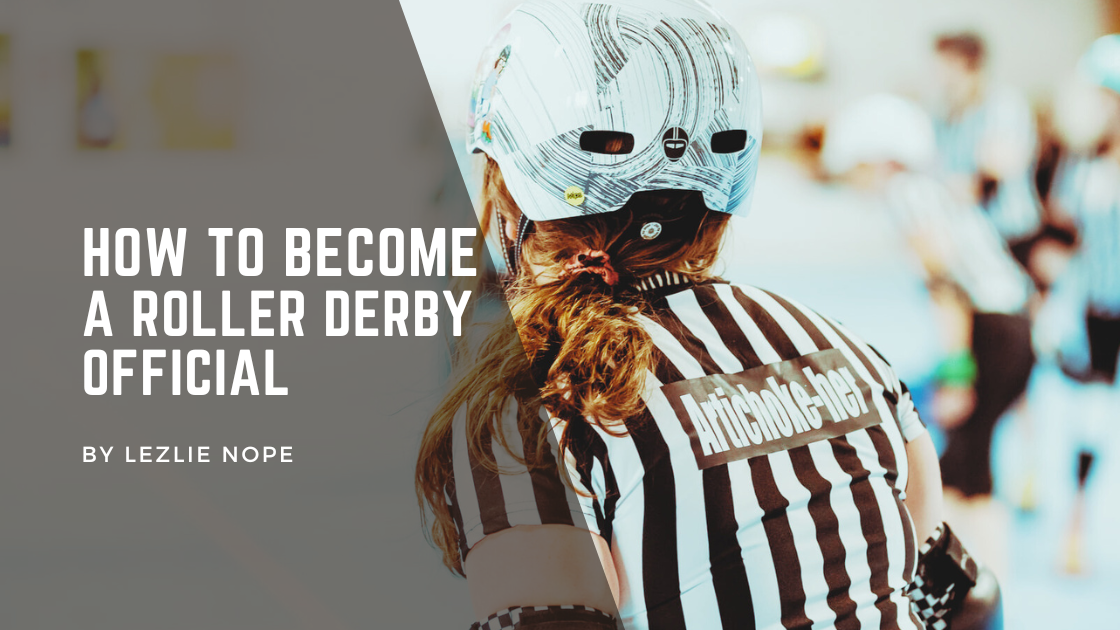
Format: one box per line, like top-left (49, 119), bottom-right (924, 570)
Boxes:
top-left (931, 32), bottom-right (1045, 274)
top-left (823, 94), bottom-right (1037, 582)
top-left (1035, 34), bottom-right (1120, 574)
top-left (931, 30), bottom-right (1044, 519)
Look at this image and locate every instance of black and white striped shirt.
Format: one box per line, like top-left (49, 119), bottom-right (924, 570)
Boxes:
top-left (1053, 156), bottom-right (1120, 317)
top-left (448, 272), bottom-right (926, 630)
top-left (885, 172), bottom-right (1032, 315)
top-left (932, 86), bottom-right (1043, 243)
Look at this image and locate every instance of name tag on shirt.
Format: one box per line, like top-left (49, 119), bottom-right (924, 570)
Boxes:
top-left (661, 349), bottom-right (884, 470)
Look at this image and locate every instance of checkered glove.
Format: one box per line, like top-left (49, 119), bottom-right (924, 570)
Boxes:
top-left (469, 605), bottom-right (617, 630)
top-left (906, 523), bottom-right (980, 630)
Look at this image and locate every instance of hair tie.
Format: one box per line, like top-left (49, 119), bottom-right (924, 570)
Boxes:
top-left (562, 249), bottom-right (619, 286)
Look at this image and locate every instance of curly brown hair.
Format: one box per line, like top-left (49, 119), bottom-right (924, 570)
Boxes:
top-left (415, 158), bottom-right (731, 574)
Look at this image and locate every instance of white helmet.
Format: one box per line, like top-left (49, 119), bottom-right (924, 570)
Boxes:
top-left (1079, 34), bottom-right (1120, 96)
top-left (1052, 35), bottom-right (1120, 152)
top-left (467, 0), bottom-right (763, 222)
top-left (821, 93), bottom-right (937, 176)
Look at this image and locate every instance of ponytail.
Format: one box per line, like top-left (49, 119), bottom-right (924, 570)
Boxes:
top-left (416, 158), bottom-right (730, 573)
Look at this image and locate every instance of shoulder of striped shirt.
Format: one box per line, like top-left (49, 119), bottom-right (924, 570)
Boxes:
top-left (681, 280), bottom-right (891, 371)
top-left (739, 283), bottom-right (905, 390)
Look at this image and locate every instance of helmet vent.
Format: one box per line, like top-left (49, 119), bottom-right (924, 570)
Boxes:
top-left (579, 130), bottom-right (636, 155)
top-left (662, 127), bottom-right (689, 160)
top-left (711, 129), bottom-right (748, 154)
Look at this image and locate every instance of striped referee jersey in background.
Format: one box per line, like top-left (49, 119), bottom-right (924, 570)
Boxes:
top-left (1053, 155), bottom-right (1120, 317)
top-left (447, 273), bottom-right (927, 630)
top-left (886, 171), bottom-right (1033, 315)
top-left (933, 86), bottom-right (1043, 244)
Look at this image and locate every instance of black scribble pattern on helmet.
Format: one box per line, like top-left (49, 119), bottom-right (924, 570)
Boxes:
top-left (477, 0), bottom-right (760, 220)
top-left (582, 4), bottom-right (629, 93)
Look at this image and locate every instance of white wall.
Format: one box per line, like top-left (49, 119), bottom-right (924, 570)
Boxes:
top-left (401, 0), bottom-right (1105, 141)
top-left (2, 0), bottom-right (1101, 156)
